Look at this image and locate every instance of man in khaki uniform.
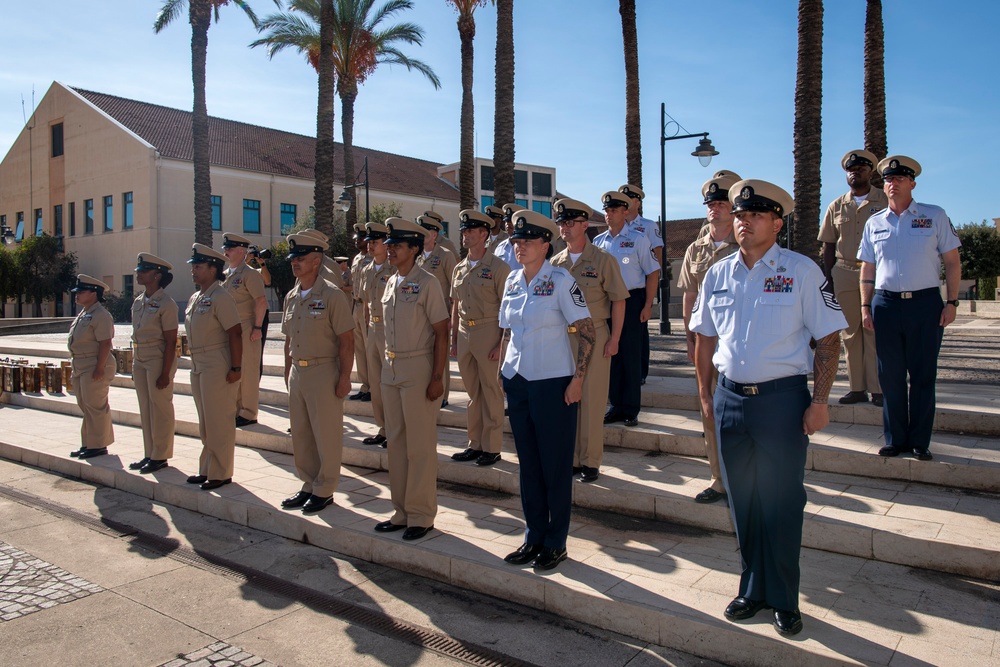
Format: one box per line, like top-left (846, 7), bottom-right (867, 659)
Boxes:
top-left (349, 223), bottom-right (373, 401)
top-left (280, 233), bottom-right (355, 514)
top-left (551, 199), bottom-right (628, 483)
top-left (484, 204), bottom-right (508, 254)
top-left (68, 275), bottom-right (117, 459)
top-left (375, 218), bottom-right (449, 540)
top-left (421, 210), bottom-right (460, 257)
top-left (677, 170), bottom-right (741, 504)
top-left (819, 150), bottom-right (887, 406)
top-left (417, 214), bottom-right (458, 407)
top-left (361, 222), bottom-right (392, 446)
top-left (449, 209), bottom-right (511, 466)
top-left (222, 233), bottom-right (267, 427)
top-left (130, 253), bottom-right (178, 473)
top-left (298, 228), bottom-right (346, 289)
top-left (186, 244), bottom-right (243, 490)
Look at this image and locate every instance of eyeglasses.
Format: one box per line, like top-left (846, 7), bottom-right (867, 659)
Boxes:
top-left (556, 218), bottom-right (588, 226)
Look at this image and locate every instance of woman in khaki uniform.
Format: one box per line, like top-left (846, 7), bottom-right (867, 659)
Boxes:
top-left (449, 210), bottom-right (510, 466)
top-left (374, 218), bottom-right (449, 541)
top-left (361, 222), bottom-right (391, 446)
top-left (222, 233), bottom-right (268, 428)
top-left (185, 244), bottom-right (243, 490)
top-left (129, 253), bottom-right (179, 474)
top-left (68, 275), bottom-right (117, 459)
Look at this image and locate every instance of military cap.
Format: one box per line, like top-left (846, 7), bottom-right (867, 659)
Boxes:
top-left (188, 243), bottom-right (227, 268)
top-left (459, 209), bottom-right (493, 231)
top-left (385, 217), bottom-right (429, 244)
top-left (702, 172), bottom-right (742, 204)
top-left (878, 155), bottom-right (921, 179)
top-left (501, 203), bottom-right (519, 219)
top-left (221, 232), bottom-right (251, 249)
top-left (364, 222), bottom-right (389, 241)
top-left (417, 214), bottom-right (444, 232)
top-left (422, 210), bottom-right (444, 224)
top-left (484, 205), bottom-right (505, 220)
top-left (286, 233), bottom-right (327, 258)
top-left (300, 228), bottom-right (329, 243)
top-left (71, 274), bottom-right (110, 294)
top-left (842, 149), bottom-right (878, 171)
top-left (601, 191), bottom-right (632, 209)
top-left (353, 222), bottom-right (367, 238)
top-left (712, 170), bottom-right (742, 181)
top-left (334, 256), bottom-right (349, 263)
top-left (728, 180), bottom-right (794, 218)
top-left (554, 198), bottom-right (594, 222)
top-left (618, 184), bottom-right (645, 200)
top-left (510, 209), bottom-right (559, 242)
top-left (135, 252), bottom-right (173, 272)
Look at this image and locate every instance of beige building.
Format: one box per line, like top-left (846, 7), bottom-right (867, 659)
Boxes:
top-left (438, 157), bottom-right (557, 218)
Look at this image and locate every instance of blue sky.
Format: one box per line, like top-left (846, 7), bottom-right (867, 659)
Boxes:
top-left (1, 0), bottom-right (997, 228)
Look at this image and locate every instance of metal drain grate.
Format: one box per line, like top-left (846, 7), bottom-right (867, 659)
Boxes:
top-left (0, 482), bottom-right (539, 667)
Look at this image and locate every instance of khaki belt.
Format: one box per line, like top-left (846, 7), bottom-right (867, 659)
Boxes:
top-left (293, 357), bottom-right (335, 367)
top-left (385, 349), bottom-right (431, 360)
top-left (837, 259), bottom-right (862, 269)
top-left (461, 317), bottom-right (498, 328)
top-left (189, 342), bottom-right (228, 354)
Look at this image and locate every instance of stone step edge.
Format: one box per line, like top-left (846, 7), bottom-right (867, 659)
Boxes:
top-left (4, 392), bottom-right (998, 581)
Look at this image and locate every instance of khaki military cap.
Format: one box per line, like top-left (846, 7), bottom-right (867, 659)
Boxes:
top-left (712, 170), bottom-right (742, 181)
top-left (352, 223), bottom-right (367, 238)
top-left (459, 209), bottom-right (493, 230)
top-left (842, 150), bottom-right (878, 171)
top-left (728, 180), bottom-right (794, 218)
top-left (501, 203), bottom-right (519, 219)
top-left (601, 191), bottom-right (631, 209)
top-left (702, 172), bottom-right (742, 204)
top-left (417, 214), bottom-right (444, 232)
top-left (484, 205), bottom-right (505, 220)
top-left (300, 228), bottom-right (329, 243)
top-left (71, 274), bottom-right (109, 293)
top-left (188, 243), bottom-right (227, 267)
top-left (618, 184), bottom-right (645, 200)
top-left (286, 233), bottom-right (327, 258)
top-left (221, 232), bottom-right (251, 249)
top-left (878, 155), bottom-right (921, 179)
top-left (510, 209), bottom-right (558, 242)
top-left (334, 256), bottom-right (349, 263)
top-left (553, 198), bottom-right (593, 221)
top-left (385, 217), bottom-right (429, 244)
top-left (135, 253), bottom-right (173, 272)
top-left (364, 222), bottom-right (389, 241)
top-left (422, 210), bottom-right (444, 224)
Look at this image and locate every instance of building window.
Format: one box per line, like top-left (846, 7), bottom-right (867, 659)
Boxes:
top-left (480, 165), bottom-right (495, 192)
top-left (514, 169), bottom-right (528, 195)
top-left (532, 201), bottom-right (552, 218)
top-left (51, 123), bottom-right (64, 158)
top-left (15, 212), bottom-right (24, 241)
top-left (211, 195), bottom-right (222, 231)
top-left (69, 202), bottom-right (76, 236)
top-left (531, 172), bottom-right (552, 198)
top-left (103, 195), bottom-right (113, 232)
top-left (122, 192), bottom-right (133, 230)
top-left (280, 203), bottom-right (297, 235)
top-left (34, 209), bottom-right (43, 236)
top-left (0, 215), bottom-right (4, 232)
top-left (122, 275), bottom-right (134, 298)
top-left (480, 195), bottom-right (494, 210)
top-left (54, 205), bottom-right (63, 237)
top-left (242, 199), bottom-right (261, 234)
top-left (84, 199), bottom-right (94, 235)
top-left (515, 198), bottom-right (528, 209)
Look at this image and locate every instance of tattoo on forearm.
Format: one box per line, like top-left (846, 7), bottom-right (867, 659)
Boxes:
top-left (812, 332), bottom-right (840, 403)
top-left (573, 318), bottom-right (596, 379)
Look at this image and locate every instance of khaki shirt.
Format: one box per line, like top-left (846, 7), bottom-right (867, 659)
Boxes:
top-left (818, 187), bottom-right (889, 264)
top-left (451, 252), bottom-right (511, 321)
top-left (350, 253), bottom-right (373, 302)
top-left (382, 267), bottom-right (449, 355)
top-left (282, 279), bottom-right (353, 362)
top-left (439, 235), bottom-right (460, 258)
top-left (551, 240), bottom-right (629, 321)
top-left (418, 245), bottom-right (457, 303)
top-left (487, 231), bottom-right (508, 254)
top-left (185, 281), bottom-right (241, 353)
top-left (68, 303), bottom-right (115, 366)
top-left (677, 223), bottom-right (738, 293)
top-left (223, 262), bottom-right (266, 324)
top-left (363, 261), bottom-right (394, 324)
top-left (131, 288), bottom-right (179, 360)
top-left (321, 255), bottom-right (346, 288)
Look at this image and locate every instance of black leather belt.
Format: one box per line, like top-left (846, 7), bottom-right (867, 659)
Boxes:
top-left (719, 374), bottom-right (806, 397)
top-left (875, 287), bottom-right (939, 300)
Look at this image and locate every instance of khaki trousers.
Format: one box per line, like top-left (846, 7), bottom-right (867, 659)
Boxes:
top-left (833, 265), bottom-right (880, 393)
top-left (73, 357), bottom-right (116, 449)
top-left (289, 360), bottom-right (344, 497)
top-left (571, 323), bottom-right (611, 468)
top-left (132, 355), bottom-right (176, 460)
top-left (353, 302), bottom-right (370, 393)
top-left (441, 302), bottom-right (451, 405)
top-left (191, 348), bottom-right (238, 480)
top-left (457, 322), bottom-right (504, 454)
top-left (382, 353), bottom-right (440, 527)
top-left (237, 320), bottom-right (263, 420)
top-left (700, 368), bottom-right (724, 492)
top-left (366, 323), bottom-right (386, 436)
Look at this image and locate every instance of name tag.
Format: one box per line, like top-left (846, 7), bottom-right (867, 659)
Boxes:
top-left (505, 282), bottom-right (520, 296)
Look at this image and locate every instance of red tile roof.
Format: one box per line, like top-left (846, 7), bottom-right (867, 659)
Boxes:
top-left (664, 218), bottom-right (708, 259)
top-left (72, 87), bottom-right (459, 201)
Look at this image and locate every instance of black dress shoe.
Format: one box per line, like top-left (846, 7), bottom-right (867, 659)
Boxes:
top-left (532, 547), bottom-right (568, 571)
top-left (69, 447), bottom-right (86, 458)
top-left (504, 543), bottom-right (543, 565)
top-left (348, 391), bottom-right (366, 401)
top-left (572, 466), bottom-right (583, 476)
top-left (374, 520), bottom-right (406, 533)
top-left (186, 475), bottom-right (208, 484)
top-left (724, 596), bottom-right (769, 621)
top-left (871, 393), bottom-right (884, 407)
top-left (441, 400), bottom-right (449, 408)
top-left (912, 449), bottom-right (933, 461)
top-left (200, 478), bottom-right (232, 490)
top-left (302, 495), bottom-right (334, 513)
top-left (623, 416), bottom-right (639, 427)
top-left (402, 525), bottom-right (434, 541)
top-left (838, 390), bottom-right (868, 405)
top-left (452, 447), bottom-right (480, 462)
top-left (603, 410), bottom-right (624, 424)
top-left (773, 608), bottom-right (803, 636)
top-left (879, 445), bottom-right (905, 457)
top-left (578, 466), bottom-right (599, 483)
top-left (694, 488), bottom-right (727, 504)
top-left (475, 452), bottom-right (501, 466)
top-left (129, 457), bottom-right (150, 471)
top-left (281, 491), bottom-right (311, 509)
top-left (363, 434), bottom-right (387, 446)
top-left (139, 460), bottom-right (168, 474)
top-left (235, 416), bottom-right (258, 428)
top-left (360, 392), bottom-right (372, 402)
top-left (78, 448), bottom-right (108, 460)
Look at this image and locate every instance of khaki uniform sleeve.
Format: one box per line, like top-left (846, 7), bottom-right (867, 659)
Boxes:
top-left (216, 291), bottom-right (242, 331)
top-left (244, 267), bottom-right (266, 299)
top-left (94, 309), bottom-right (115, 341)
top-left (676, 243), bottom-right (699, 293)
top-left (161, 299), bottom-right (179, 331)
top-left (329, 288), bottom-right (354, 336)
top-left (423, 275), bottom-right (449, 325)
top-left (817, 199), bottom-right (839, 243)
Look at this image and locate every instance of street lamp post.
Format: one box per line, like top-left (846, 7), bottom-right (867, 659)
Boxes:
top-left (658, 102), bottom-right (718, 335)
top-left (337, 156), bottom-right (370, 223)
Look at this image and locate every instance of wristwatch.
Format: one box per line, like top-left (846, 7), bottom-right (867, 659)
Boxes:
top-left (230, 366), bottom-right (242, 372)
top-left (946, 299), bottom-right (959, 307)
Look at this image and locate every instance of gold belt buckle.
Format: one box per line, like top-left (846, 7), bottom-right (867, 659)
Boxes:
top-left (466, 319), bottom-right (476, 327)
top-left (855, 261), bottom-right (862, 268)
top-left (386, 351), bottom-right (396, 359)
top-left (567, 326), bottom-right (577, 334)
top-left (743, 384), bottom-right (759, 396)
top-left (901, 292), bottom-right (913, 299)
top-left (298, 360), bottom-right (309, 367)
top-left (371, 316), bottom-right (382, 323)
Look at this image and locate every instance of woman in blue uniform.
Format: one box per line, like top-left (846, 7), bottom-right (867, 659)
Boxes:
top-left (499, 209), bottom-right (595, 571)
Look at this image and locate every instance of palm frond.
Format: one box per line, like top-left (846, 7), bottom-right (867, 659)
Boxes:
top-left (376, 48), bottom-right (440, 88)
top-left (153, 0), bottom-right (187, 33)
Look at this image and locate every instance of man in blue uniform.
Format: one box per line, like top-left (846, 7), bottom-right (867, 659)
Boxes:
top-left (690, 179), bottom-right (846, 637)
top-left (619, 184), bottom-right (663, 384)
top-left (858, 156), bottom-right (961, 461)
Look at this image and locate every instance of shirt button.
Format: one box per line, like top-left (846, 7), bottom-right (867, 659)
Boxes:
top-left (740, 360), bottom-right (745, 365)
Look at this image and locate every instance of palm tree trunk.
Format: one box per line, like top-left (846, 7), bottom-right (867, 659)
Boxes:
top-left (458, 13), bottom-right (476, 211)
top-left (492, 0), bottom-right (515, 208)
top-left (340, 78), bottom-right (359, 229)
top-left (313, 0), bottom-right (336, 240)
top-left (620, 0), bottom-right (642, 189)
top-left (190, 0), bottom-right (213, 246)
top-left (792, 0), bottom-right (823, 259)
top-left (864, 0), bottom-right (887, 162)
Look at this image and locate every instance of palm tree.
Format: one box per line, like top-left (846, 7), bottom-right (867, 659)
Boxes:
top-left (447, 0), bottom-right (489, 211)
top-left (492, 0), bottom-right (515, 208)
top-left (791, 0), bottom-right (823, 259)
top-left (864, 0), bottom-right (887, 163)
top-left (254, 0), bottom-right (440, 229)
top-left (154, 0), bottom-right (277, 246)
top-left (619, 0), bottom-right (641, 189)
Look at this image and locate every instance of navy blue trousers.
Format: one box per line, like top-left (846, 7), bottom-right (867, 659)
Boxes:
top-left (503, 373), bottom-right (577, 550)
top-left (716, 377), bottom-right (810, 612)
top-left (609, 288), bottom-right (645, 418)
top-left (872, 290), bottom-right (943, 452)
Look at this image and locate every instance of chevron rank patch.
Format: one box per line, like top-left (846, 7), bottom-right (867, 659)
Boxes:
top-left (820, 280), bottom-right (842, 311)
